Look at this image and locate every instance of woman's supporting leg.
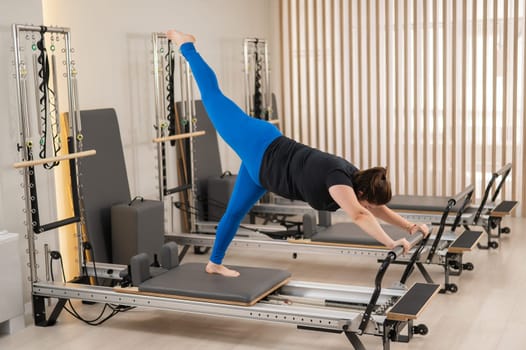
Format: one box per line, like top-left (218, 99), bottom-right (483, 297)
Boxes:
top-left (179, 42), bottom-right (281, 184)
top-left (207, 163), bottom-right (266, 276)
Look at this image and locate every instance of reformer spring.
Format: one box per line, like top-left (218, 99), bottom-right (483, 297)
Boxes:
top-left (36, 26), bottom-right (61, 169)
top-left (253, 39), bottom-right (263, 119)
top-left (165, 39), bottom-right (177, 145)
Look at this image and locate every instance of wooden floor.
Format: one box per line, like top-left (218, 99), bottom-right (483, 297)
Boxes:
top-left (1, 217), bottom-right (525, 350)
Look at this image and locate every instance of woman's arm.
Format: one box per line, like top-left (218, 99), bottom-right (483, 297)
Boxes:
top-left (328, 185), bottom-right (411, 253)
top-left (369, 205), bottom-right (430, 236)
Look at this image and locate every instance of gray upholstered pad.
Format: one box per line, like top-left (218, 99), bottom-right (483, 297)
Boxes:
top-left (387, 195), bottom-right (461, 212)
top-left (79, 109), bottom-right (131, 262)
top-left (138, 263), bottom-right (291, 305)
top-left (311, 222), bottom-right (411, 246)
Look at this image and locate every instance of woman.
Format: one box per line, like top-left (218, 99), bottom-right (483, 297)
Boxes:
top-left (166, 30), bottom-right (429, 277)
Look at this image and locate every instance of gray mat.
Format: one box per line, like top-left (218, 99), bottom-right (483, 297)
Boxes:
top-left (138, 263), bottom-right (291, 305)
top-left (311, 222), bottom-right (411, 245)
top-left (388, 195), bottom-right (462, 212)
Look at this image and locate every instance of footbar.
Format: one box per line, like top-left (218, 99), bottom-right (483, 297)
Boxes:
top-left (358, 231), bottom-right (425, 334)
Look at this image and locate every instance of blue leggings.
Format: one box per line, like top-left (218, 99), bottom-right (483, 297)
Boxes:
top-left (180, 43), bottom-right (282, 264)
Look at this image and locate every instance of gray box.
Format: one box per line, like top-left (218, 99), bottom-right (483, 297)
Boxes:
top-left (207, 173), bottom-right (237, 221)
top-left (111, 199), bottom-right (164, 265)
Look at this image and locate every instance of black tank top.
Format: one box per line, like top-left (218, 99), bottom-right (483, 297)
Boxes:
top-left (259, 136), bottom-right (359, 211)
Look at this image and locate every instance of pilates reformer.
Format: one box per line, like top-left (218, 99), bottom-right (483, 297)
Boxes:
top-left (32, 232), bottom-right (439, 350)
top-left (173, 190), bottom-right (481, 294)
top-left (11, 28), bottom-right (441, 350)
top-left (150, 37), bottom-right (481, 295)
top-left (73, 98), bottom-right (440, 350)
top-left (386, 164), bottom-right (518, 250)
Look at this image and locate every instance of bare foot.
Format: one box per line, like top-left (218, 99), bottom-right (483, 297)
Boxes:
top-left (205, 261), bottom-right (240, 277)
top-left (166, 29), bottom-right (196, 47)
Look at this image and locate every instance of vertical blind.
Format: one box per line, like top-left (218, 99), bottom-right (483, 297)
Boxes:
top-left (279, 0), bottom-right (526, 216)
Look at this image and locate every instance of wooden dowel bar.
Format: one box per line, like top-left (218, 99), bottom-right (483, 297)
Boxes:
top-left (13, 149), bottom-right (96, 169)
top-left (152, 130), bottom-right (206, 143)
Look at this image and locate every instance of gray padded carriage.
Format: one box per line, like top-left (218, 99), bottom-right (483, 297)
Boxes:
top-left (137, 263), bottom-right (291, 306)
top-left (387, 195), bottom-right (462, 212)
top-left (311, 222), bottom-right (412, 246)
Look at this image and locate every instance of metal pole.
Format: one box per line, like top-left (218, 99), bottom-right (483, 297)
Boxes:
top-left (12, 24), bottom-right (39, 283)
top-left (243, 38), bottom-right (251, 114)
top-left (152, 33), bottom-right (165, 200)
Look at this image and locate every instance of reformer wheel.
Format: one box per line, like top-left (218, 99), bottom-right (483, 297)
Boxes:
top-left (501, 227), bottom-right (511, 234)
top-left (194, 246), bottom-right (211, 254)
top-left (446, 283), bottom-right (458, 293)
top-left (463, 262), bottom-right (474, 271)
top-left (412, 324), bottom-right (429, 336)
top-left (448, 261), bottom-right (460, 270)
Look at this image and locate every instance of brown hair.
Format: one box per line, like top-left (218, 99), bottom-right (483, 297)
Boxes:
top-left (352, 167), bottom-right (392, 205)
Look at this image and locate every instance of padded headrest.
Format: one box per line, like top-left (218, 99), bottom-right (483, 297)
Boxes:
top-left (130, 252), bottom-right (151, 286)
top-left (161, 242), bottom-right (180, 270)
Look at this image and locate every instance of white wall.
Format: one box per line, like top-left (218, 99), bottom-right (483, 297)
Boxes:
top-left (42, 0), bottom-right (280, 200)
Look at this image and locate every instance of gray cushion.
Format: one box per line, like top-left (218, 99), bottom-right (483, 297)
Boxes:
top-left (311, 222), bottom-right (411, 245)
top-left (138, 263), bottom-right (291, 305)
top-left (79, 109), bottom-right (131, 262)
top-left (387, 195), bottom-right (461, 212)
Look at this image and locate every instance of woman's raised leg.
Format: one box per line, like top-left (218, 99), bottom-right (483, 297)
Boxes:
top-left (167, 30), bottom-right (281, 184)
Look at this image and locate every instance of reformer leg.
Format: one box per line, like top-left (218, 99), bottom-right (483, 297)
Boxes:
top-left (33, 295), bottom-right (67, 327)
top-left (477, 224), bottom-right (499, 250)
top-left (345, 332), bottom-right (367, 350)
top-left (415, 262), bottom-right (435, 284)
top-left (441, 254), bottom-right (458, 293)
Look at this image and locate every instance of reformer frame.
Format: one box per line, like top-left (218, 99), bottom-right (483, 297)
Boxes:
top-left (387, 164), bottom-right (517, 250)
top-left (31, 233), bottom-right (439, 350)
top-left (170, 188), bottom-right (480, 294)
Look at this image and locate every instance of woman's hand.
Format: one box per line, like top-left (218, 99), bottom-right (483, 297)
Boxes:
top-left (390, 238), bottom-right (411, 255)
top-left (408, 223), bottom-right (430, 237)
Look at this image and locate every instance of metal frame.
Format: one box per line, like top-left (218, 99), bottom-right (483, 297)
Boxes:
top-left (152, 32), bottom-right (198, 233)
top-left (169, 186), bottom-right (470, 293)
top-left (243, 37), bottom-right (272, 119)
top-left (12, 23), bottom-right (85, 284)
top-left (29, 234), bottom-right (435, 349)
top-left (392, 165), bottom-right (515, 249)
